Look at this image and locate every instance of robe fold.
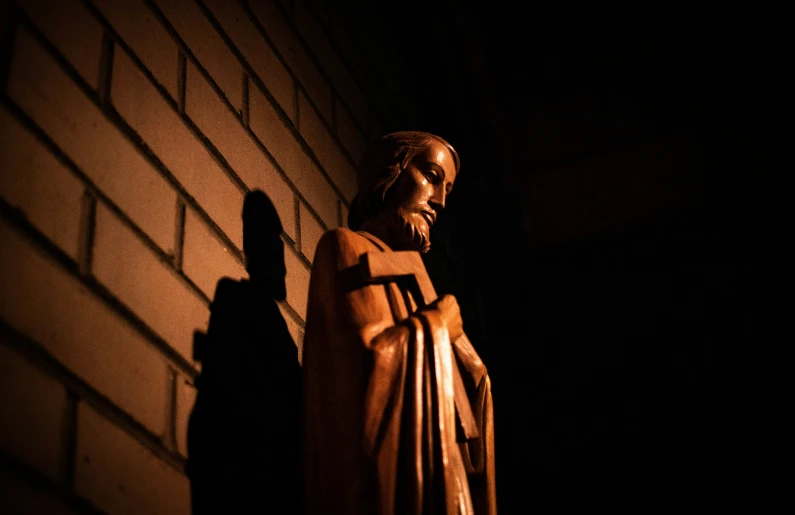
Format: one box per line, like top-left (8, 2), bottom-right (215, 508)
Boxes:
top-left (303, 228), bottom-right (496, 514)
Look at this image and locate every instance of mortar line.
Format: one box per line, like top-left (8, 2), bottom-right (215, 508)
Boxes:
top-left (90, 0), bottom-right (346, 230)
top-left (177, 50), bottom-right (187, 114)
top-left (82, 0), bottom-right (336, 243)
top-left (13, 4), bottom-right (313, 309)
top-left (0, 2), bottom-right (19, 94)
top-left (174, 197), bottom-right (186, 271)
top-left (97, 30), bottom-right (114, 106)
top-left (194, 0), bottom-right (358, 198)
top-left (0, 322), bottom-right (188, 474)
top-left (77, 191), bottom-right (97, 276)
top-left (240, 0), bottom-right (371, 148)
top-left (0, 199), bottom-right (202, 380)
top-left (0, 449), bottom-right (104, 514)
top-left (294, 195), bottom-right (302, 254)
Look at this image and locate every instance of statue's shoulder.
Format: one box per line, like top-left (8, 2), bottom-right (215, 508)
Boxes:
top-left (211, 276), bottom-right (243, 303)
top-left (321, 226), bottom-right (361, 241)
top-left (318, 227), bottom-right (372, 251)
top-left (315, 228), bottom-right (381, 266)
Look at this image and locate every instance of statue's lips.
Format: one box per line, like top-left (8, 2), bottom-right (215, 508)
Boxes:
top-left (420, 210), bottom-right (436, 226)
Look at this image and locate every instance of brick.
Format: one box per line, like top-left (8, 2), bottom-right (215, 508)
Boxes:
top-left (336, 96), bottom-right (367, 163)
top-left (7, 28), bottom-right (176, 253)
top-left (202, 0), bottom-right (295, 122)
top-left (294, 0), bottom-right (368, 129)
top-left (249, 83), bottom-right (337, 228)
top-left (0, 219), bottom-right (169, 434)
top-left (298, 90), bottom-right (356, 201)
top-left (112, 47), bottom-right (244, 250)
top-left (284, 246), bottom-right (309, 320)
top-left (324, 6), bottom-right (388, 129)
top-left (248, 0), bottom-right (333, 123)
top-left (277, 302), bottom-right (304, 364)
top-left (0, 340), bottom-right (67, 481)
top-left (185, 62), bottom-right (296, 241)
top-left (325, 7), bottom-right (372, 87)
top-left (92, 203), bottom-right (209, 364)
top-left (92, 0), bottom-right (180, 100)
top-left (155, 0), bottom-right (243, 112)
top-left (74, 403), bottom-right (190, 515)
top-left (174, 375), bottom-right (196, 457)
top-left (182, 207), bottom-right (247, 299)
top-left (0, 106), bottom-right (83, 260)
top-left (298, 200), bottom-right (324, 261)
top-left (0, 465), bottom-right (79, 515)
top-left (17, 0), bottom-right (103, 88)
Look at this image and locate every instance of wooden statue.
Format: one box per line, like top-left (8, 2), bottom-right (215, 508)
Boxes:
top-left (302, 132), bottom-right (496, 514)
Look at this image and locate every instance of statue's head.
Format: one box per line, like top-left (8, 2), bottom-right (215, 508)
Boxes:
top-left (243, 190), bottom-right (286, 300)
top-left (348, 131), bottom-right (459, 253)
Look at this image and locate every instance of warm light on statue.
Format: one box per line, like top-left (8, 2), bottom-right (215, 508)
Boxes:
top-left (302, 132), bottom-right (497, 515)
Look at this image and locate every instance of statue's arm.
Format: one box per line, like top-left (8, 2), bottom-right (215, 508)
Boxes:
top-left (311, 229), bottom-right (402, 348)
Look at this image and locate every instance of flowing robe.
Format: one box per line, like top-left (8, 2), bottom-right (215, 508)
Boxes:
top-left (302, 228), bottom-right (496, 514)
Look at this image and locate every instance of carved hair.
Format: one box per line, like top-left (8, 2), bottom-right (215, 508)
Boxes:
top-left (348, 131), bottom-right (460, 230)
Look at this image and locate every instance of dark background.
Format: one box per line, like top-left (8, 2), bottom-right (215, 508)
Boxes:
top-left (331, 1), bottom-right (785, 513)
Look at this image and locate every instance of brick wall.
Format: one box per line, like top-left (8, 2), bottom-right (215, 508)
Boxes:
top-left (0, 0), bottom-right (388, 512)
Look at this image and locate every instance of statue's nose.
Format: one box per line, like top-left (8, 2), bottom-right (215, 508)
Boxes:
top-left (430, 187), bottom-right (446, 210)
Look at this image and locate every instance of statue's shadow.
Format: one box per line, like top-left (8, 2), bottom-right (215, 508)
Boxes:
top-left (186, 190), bottom-right (302, 514)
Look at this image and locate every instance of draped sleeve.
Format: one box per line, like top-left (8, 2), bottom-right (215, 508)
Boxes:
top-left (302, 228), bottom-right (497, 515)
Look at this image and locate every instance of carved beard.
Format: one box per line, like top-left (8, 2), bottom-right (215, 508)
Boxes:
top-left (380, 209), bottom-right (431, 253)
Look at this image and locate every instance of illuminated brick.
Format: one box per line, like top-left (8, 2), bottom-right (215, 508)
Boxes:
top-left (0, 219), bottom-right (169, 435)
top-left (112, 47), bottom-right (244, 250)
top-left (92, 0), bottom-right (180, 99)
top-left (7, 29), bottom-right (176, 253)
top-left (74, 403), bottom-right (190, 515)
top-left (92, 203), bottom-right (209, 364)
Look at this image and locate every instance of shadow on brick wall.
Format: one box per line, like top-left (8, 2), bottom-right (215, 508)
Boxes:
top-left (186, 190), bottom-right (302, 513)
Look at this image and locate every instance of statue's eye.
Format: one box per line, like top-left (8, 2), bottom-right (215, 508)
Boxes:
top-left (422, 169), bottom-right (440, 183)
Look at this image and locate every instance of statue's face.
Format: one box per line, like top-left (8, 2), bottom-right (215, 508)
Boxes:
top-left (383, 138), bottom-right (457, 252)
